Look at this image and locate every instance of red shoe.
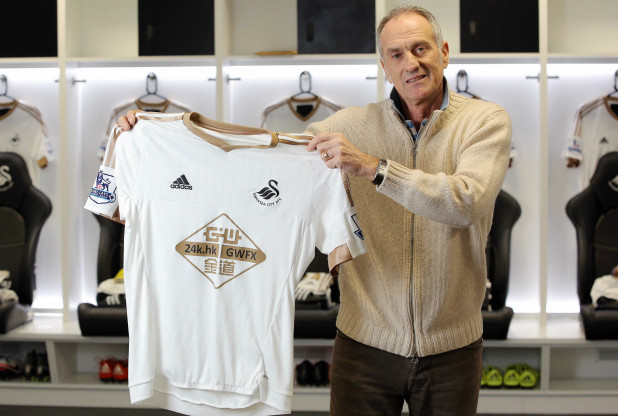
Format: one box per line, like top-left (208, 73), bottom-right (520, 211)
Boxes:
top-left (98, 357), bottom-right (114, 382)
top-left (112, 359), bottom-right (128, 382)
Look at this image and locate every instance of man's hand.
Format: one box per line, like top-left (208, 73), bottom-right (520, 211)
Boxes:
top-left (307, 133), bottom-right (380, 182)
top-left (566, 157), bottom-right (580, 168)
top-left (118, 110), bottom-right (141, 131)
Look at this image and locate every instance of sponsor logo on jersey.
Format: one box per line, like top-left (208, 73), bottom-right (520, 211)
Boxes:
top-left (253, 179), bottom-right (281, 206)
top-left (568, 138), bottom-right (582, 154)
top-left (171, 174), bottom-right (192, 190)
top-left (88, 170), bottom-right (116, 204)
top-left (175, 213), bottom-right (267, 289)
top-left (0, 165), bottom-right (14, 192)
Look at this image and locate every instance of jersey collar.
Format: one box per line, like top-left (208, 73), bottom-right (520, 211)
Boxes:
top-left (182, 112), bottom-right (312, 152)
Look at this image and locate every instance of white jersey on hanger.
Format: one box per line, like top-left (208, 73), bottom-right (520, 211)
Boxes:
top-left (84, 112), bottom-right (366, 416)
top-left (97, 98), bottom-right (190, 160)
top-left (562, 95), bottom-right (618, 190)
top-left (261, 96), bottom-right (341, 132)
top-left (0, 100), bottom-right (54, 185)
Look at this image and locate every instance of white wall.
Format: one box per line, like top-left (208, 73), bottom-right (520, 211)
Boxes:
top-left (0, 68), bottom-right (62, 310)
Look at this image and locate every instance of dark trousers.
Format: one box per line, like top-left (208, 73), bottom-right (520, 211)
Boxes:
top-left (330, 331), bottom-right (483, 416)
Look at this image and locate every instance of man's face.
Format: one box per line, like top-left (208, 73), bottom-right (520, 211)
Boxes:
top-left (379, 12), bottom-right (449, 109)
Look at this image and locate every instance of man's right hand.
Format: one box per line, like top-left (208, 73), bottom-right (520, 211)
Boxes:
top-left (118, 109), bottom-right (141, 131)
top-left (566, 157), bottom-right (580, 168)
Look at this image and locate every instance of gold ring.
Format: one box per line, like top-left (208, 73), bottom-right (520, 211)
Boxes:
top-left (323, 151), bottom-right (329, 159)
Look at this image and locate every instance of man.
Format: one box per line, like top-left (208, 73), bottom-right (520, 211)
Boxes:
top-left (120, 6), bottom-right (511, 415)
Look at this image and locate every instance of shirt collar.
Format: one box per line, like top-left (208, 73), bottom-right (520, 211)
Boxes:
top-left (390, 77), bottom-right (450, 121)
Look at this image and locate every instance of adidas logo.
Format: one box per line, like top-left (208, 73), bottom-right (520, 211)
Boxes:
top-left (601, 137), bottom-right (609, 144)
top-left (170, 174), bottom-right (192, 190)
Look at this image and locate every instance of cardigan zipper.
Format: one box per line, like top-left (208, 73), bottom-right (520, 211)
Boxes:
top-left (392, 103), bottom-right (440, 358)
top-left (408, 111), bottom-right (439, 358)
top-left (410, 122), bottom-right (419, 358)
top-left (397, 109), bottom-right (420, 358)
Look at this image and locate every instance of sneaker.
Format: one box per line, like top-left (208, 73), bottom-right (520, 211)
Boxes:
top-left (485, 366), bottom-right (503, 388)
top-left (98, 357), bottom-right (115, 382)
top-left (519, 364), bottom-right (539, 389)
top-left (36, 352), bottom-right (50, 382)
top-left (0, 355), bottom-right (22, 380)
top-left (313, 360), bottom-right (330, 386)
top-left (23, 350), bottom-right (38, 381)
top-left (295, 360), bottom-right (314, 386)
top-left (112, 359), bottom-right (128, 382)
top-left (503, 364), bottom-right (522, 388)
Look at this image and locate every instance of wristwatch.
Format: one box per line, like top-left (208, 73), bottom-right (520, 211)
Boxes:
top-left (372, 159), bottom-right (388, 186)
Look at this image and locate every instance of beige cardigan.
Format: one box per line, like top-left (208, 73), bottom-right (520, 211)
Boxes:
top-left (307, 90), bottom-right (512, 357)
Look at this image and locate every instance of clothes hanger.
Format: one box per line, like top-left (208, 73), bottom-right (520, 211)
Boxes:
top-left (455, 70), bottom-right (480, 99)
top-left (291, 71), bottom-right (318, 100)
top-left (289, 71), bottom-right (319, 118)
top-left (138, 72), bottom-right (167, 103)
top-left (0, 74), bottom-right (17, 104)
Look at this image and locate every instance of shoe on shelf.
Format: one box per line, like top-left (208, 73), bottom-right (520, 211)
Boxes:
top-left (97, 357), bottom-right (115, 382)
top-left (295, 360), bottom-right (314, 386)
top-left (112, 359), bottom-right (128, 382)
top-left (313, 360), bottom-right (330, 386)
top-left (23, 350), bottom-right (38, 381)
top-left (484, 366), bottom-right (503, 388)
top-left (0, 355), bottom-right (22, 380)
top-left (503, 363), bottom-right (539, 389)
top-left (36, 351), bottom-right (50, 382)
top-left (519, 364), bottom-right (539, 389)
top-left (504, 364), bottom-right (524, 388)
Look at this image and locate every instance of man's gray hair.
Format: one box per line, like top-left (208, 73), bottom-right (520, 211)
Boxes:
top-left (376, 5), bottom-right (444, 58)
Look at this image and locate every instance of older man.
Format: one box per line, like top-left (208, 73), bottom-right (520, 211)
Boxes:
top-left (119, 6), bottom-right (511, 415)
top-left (305, 6), bottom-right (511, 415)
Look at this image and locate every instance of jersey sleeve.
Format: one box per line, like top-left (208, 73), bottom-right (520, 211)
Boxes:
top-left (18, 101), bottom-right (54, 170)
top-left (562, 101), bottom-right (588, 161)
top-left (311, 162), bottom-right (367, 275)
top-left (84, 124), bottom-right (125, 222)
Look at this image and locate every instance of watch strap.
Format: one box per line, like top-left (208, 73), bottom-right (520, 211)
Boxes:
top-left (372, 159), bottom-right (387, 185)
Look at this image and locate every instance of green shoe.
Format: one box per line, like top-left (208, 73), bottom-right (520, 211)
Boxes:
top-left (519, 364), bottom-right (539, 389)
top-left (485, 366), bottom-right (503, 388)
top-left (503, 364), bottom-right (525, 388)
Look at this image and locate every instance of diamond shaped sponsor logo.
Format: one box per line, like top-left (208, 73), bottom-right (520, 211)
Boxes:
top-left (175, 214), bottom-right (266, 289)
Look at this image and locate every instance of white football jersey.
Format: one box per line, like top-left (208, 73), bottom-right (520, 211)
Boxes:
top-left (562, 95), bottom-right (618, 189)
top-left (97, 98), bottom-right (190, 159)
top-left (0, 100), bottom-right (54, 184)
top-left (85, 112), bottom-right (366, 416)
top-left (261, 96), bottom-right (341, 132)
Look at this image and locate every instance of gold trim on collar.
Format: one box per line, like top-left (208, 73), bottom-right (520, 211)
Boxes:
top-left (182, 112), bottom-right (313, 152)
top-left (287, 96), bottom-right (321, 122)
top-left (604, 95), bottom-right (618, 122)
top-left (0, 100), bottom-right (18, 121)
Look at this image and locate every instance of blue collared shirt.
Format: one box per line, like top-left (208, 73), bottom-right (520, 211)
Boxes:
top-left (390, 78), bottom-right (450, 142)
